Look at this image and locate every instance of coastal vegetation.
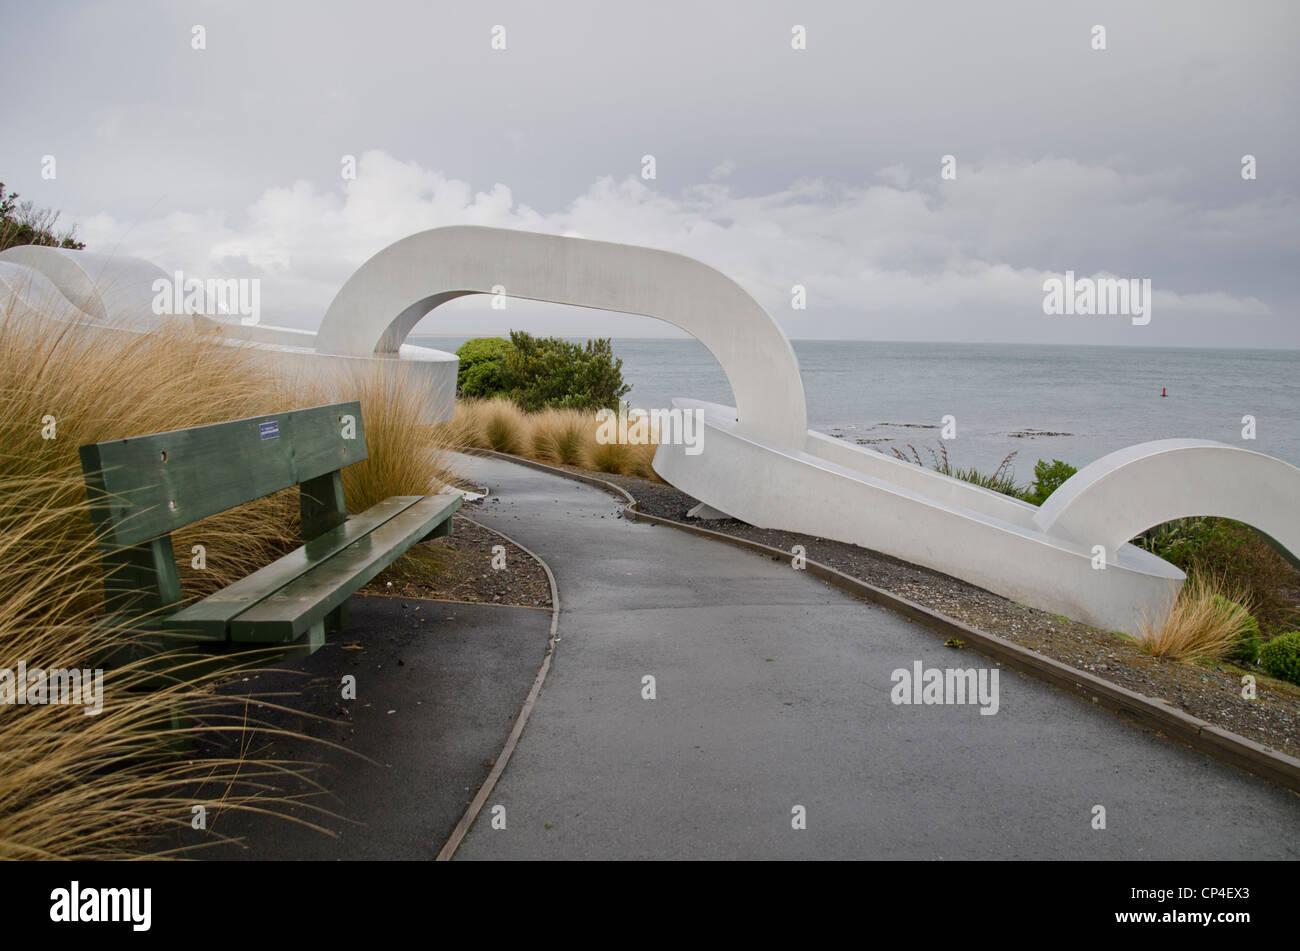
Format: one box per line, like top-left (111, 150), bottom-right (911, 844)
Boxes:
top-left (449, 333), bottom-right (652, 477)
top-left (888, 442), bottom-right (1076, 506)
top-left (1136, 575), bottom-right (1259, 663)
top-left (0, 309), bottom-right (458, 858)
top-left (880, 440), bottom-right (1300, 668)
top-left (446, 396), bottom-right (659, 480)
top-left (455, 331), bottom-right (630, 411)
top-left (0, 182), bottom-right (85, 252)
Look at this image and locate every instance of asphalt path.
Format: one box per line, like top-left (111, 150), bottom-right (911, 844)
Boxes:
top-left (453, 453), bottom-right (1300, 859)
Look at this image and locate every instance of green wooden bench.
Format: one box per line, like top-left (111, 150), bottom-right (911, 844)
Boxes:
top-left (79, 400), bottom-right (461, 668)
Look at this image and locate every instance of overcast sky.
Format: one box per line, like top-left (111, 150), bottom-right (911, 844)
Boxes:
top-left (3, 0), bottom-right (1297, 347)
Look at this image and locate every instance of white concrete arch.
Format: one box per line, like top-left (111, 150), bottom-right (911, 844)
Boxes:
top-left (0, 260), bottom-right (93, 326)
top-left (316, 225), bottom-right (809, 448)
top-left (0, 246), bottom-right (171, 333)
top-left (1034, 439), bottom-right (1300, 564)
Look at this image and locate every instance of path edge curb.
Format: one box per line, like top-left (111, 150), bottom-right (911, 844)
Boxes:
top-left (434, 513), bottom-right (562, 860)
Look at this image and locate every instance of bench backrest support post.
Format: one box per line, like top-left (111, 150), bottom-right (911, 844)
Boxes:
top-left (300, 470), bottom-right (348, 543)
top-left (102, 535), bottom-right (183, 617)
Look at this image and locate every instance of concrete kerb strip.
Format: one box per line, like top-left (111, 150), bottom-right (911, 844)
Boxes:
top-left (434, 513), bottom-right (561, 861)
top-left (468, 448), bottom-right (1300, 797)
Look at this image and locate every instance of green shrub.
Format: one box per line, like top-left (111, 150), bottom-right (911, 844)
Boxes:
top-left (453, 332), bottom-right (630, 411)
top-left (455, 337), bottom-right (514, 398)
top-left (1135, 518), bottom-right (1299, 636)
top-left (1259, 631), bottom-right (1300, 685)
top-left (1132, 517), bottom-right (1208, 559)
top-left (502, 330), bottom-right (630, 411)
top-left (1022, 459), bottom-right (1077, 506)
top-left (1213, 595), bottom-right (1261, 663)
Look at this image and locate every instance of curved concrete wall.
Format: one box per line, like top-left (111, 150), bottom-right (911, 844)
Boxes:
top-left (316, 226), bottom-right (809, 447)
top-left (0, 245), bottom-right (459, 424)
top-left (0, 260), bottom-right (96, 326)
top-left (654, 400), bottom-right (1186, 634)
top-left (0, 246), bottom-right (170, 332)
top-left (1035, 439), bottom-right (1300, 565)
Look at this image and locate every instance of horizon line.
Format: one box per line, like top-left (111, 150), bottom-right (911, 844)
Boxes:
top-left (405, 333), bottom-right (1300, 353)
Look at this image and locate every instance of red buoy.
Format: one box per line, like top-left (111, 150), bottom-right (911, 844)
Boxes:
top-left (1161, 387), bottom-right (1167, 397)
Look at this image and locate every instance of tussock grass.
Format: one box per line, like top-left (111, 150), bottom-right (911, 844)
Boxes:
top-left (478, 397), bottom-right (528, 455)
top-left (0, 306), bottom-right (460, 858)
top-left (450, 398), bottom-right (664, 481)
top-left (331, 362), bottom-right (463, 512)
top-left (1138, 574), bottom-right (1258, 663)
top-left (529, 408), bottom-right (588, 466)
top-left (1, 316), bottom-right (297, 610)
top-left (587, 439), bottom-right (633, 474)
top-left (891, 442), bottom-right (1024, 498)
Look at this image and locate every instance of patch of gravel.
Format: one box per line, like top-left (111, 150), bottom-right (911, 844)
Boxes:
top-left (360, 512), bottom-right (552, 609)
top-left (594, 469), bottom-right (1300, 761)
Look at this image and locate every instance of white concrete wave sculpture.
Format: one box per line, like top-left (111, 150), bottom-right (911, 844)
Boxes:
top-left (316, 225), bottom-right (808, 446)
top-left (0, 245), bottom-right (458, 424)
top-left (7, 232), bottom-right (1294, 633)
top-left (313, 225), bottom-right (1300, 635)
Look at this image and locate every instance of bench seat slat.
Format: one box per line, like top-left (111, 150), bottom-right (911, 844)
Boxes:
top-left (228, 493), bottom-right (462, 642)
top-left (166, 495), bottom-right (426, 639)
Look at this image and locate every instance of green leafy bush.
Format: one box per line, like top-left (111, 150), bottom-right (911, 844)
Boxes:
top-left (1213, 595), bottom-right (1261, 663)
top-left (453, 332), bottom-right (630, 411)
top-left (1259, 631), bottom-right (1300, 686)
top-left (1136, 518), bottom-right (1299, 636)
top-left (1022, 459), bottom-right (1077, 506)
top-left (455, 337), bottom-right (513, 398)
top-left (503, 331), bottom-right (630, 411)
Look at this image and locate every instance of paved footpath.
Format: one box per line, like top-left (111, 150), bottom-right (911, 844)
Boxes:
top-left (455, 454), bottom-right (1300, 859)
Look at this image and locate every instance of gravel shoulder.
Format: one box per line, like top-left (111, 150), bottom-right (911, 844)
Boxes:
top-left (587, 468), bottom-right (1300, 762)
top-left (360, 511), bottom-right (552, 609)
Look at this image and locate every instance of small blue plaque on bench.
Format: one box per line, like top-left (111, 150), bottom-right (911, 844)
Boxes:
top-left (259, 420), bottom-right (280, 440)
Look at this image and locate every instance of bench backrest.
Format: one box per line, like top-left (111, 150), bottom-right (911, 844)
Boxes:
top-left (80, 401), bottom-right (367, 550)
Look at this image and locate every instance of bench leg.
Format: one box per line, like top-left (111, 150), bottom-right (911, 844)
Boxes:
top-left (326, 599), bottom-right (350, 635)
top-left (421, 516), bottom-right (455, 541)
top-left (132, 694), bottom-right (195, 761)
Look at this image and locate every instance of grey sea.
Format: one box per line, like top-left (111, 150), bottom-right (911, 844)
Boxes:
top-left (413, 337), bottom-right (1300, 479)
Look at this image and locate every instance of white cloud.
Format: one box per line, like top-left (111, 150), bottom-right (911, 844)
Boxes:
top-left (79, 149), bottom-right (1292, 346)
top-left (708, 159), bottom-right (737, 181)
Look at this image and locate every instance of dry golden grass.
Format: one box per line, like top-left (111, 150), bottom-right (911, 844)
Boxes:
top-left (586, 439), bottom-right (632, 474)
top-left (1, 316), bottom-right (297, 612)
top-left (331, 362), bottom-right (464, 512)
top-left (477, 397), bottom-right (528, 455)
top-left (450, 397), bottom-right (663, 482)
top-left (530, 407), bottom-right (588, 466)
top-left (1138, 573), bottom-right (1257, 662)
top-left (0, 306), bottom-right (461, 858)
